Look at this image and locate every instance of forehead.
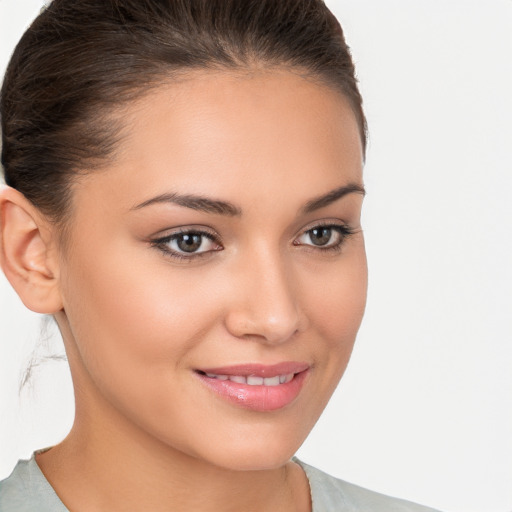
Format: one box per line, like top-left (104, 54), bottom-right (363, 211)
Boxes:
top-left (73, 69), bottom-right (363, 217)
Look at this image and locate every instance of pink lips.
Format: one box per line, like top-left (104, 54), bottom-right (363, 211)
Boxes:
top-left (195, 362), bottom-right (310, 412)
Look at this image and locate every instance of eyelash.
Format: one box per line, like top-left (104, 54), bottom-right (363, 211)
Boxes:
top-left (150, 222), bottom-right (356, 262)
top-left (150, 228), bottom-right (221, 262)
top-left (293, 222), bottom-right (356, 254)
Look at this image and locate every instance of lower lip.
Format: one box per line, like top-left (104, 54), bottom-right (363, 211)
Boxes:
top-left (196, 370), bottom-right (309, 412)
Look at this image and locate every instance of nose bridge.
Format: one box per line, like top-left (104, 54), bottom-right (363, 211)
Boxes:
top-left (225, 242), bottom-right (302, 344)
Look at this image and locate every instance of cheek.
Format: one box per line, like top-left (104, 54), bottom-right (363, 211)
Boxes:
top-left (299, 243), bottom-right (367, 391)
top-left (305, 246), bottom-right (367, 342)
top-left (59, 242), bottom-right (222, 382)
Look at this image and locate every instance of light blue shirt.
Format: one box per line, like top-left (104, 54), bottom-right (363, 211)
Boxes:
top-left (0, 455), bottom-right (441, 511)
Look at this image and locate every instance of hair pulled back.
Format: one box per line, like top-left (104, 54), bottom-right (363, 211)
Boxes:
top-left (1, 0), bottom-right (366, 223)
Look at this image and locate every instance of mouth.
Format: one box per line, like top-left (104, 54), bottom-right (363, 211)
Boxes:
top-left (199, 372), bottom-right (295, 386)
top-left (194, 362), bottom-right (310, 412)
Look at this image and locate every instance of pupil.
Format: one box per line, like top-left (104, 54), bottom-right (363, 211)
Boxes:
top-left (177, 233), bottom-right (202, 252)
top-left (311, 227), bottom-right (331, 246)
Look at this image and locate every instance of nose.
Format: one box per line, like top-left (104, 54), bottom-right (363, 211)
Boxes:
top-left (223, 249), bottom-right (305, 345)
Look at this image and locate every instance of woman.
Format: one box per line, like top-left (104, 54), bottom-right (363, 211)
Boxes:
top-left (0, 1), bottom-right (441, 510)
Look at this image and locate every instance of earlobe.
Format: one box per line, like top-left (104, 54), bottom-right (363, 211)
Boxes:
top-left (0, 186), bottom-right (63, 314)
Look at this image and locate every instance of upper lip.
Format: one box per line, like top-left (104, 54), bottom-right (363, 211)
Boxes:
top-left (196, 361), bottom-right (310, 378)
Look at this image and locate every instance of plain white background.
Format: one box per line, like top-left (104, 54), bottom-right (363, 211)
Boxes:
top-left (1, 1), bottom-right (511, 511)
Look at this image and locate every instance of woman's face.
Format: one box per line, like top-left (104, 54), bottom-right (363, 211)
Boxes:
top-left (55, 70), bottom-right (367, 470)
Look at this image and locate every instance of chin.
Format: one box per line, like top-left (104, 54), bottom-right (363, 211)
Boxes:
top-left (187, 420), bottom-right (311, 472)
top-left (209, 447), bottom-right (297, 472)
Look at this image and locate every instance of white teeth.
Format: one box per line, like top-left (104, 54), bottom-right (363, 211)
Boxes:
top-left (247, 376), bottom-right (264, 385)
top-left (263, 376), bottom-right (280, 386)
top-left (204, 372), bottom-right (296, 385)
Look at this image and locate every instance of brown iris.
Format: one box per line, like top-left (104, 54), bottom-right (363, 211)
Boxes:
top-left (308, 227), bottom-right (332, 246)
top-left (176, 233), bottom-right (203, 252)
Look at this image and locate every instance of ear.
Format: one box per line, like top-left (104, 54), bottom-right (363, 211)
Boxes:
top-left (0, 185), bottom-right (63, 314)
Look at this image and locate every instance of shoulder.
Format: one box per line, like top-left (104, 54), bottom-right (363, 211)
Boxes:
top-left (294, 458), bottom-right (442, 512)
top-left (0, 456), bottom-right (68, 512)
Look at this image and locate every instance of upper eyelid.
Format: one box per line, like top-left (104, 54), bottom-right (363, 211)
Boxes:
top-left (296, 219), bottom-right (352, 234)
top-left (151, 226), bottom-right (220, 242)
top-left (296, 224), bottom-right (353, 241)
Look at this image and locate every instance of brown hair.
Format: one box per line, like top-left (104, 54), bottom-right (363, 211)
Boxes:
top-left (1, 0), bottom-right (367, 224)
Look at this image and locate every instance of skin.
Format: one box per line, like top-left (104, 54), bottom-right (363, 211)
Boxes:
top-left (0, 69), bottom-right (367, 511)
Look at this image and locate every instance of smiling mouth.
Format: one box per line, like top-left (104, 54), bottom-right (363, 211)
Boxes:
top-left (194, 362), bottom-right (310, 411)
top-left (197, 372), bottom-right (295, 386)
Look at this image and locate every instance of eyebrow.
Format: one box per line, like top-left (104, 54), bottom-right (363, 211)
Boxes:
top-left (131, 183), bottom-right (365, 216)
top-left (300, 183), bottom-right (366, 214)
top-left (131, 193), bottom-right (242, 216)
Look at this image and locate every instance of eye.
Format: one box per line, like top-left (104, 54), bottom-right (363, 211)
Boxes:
top-left (170, 232), bottom-right (210, 253)
top-left (151, 229), bottom-right (222, 260)
top-left (303, 226), bottom-right (336, 247)
top-left (294, 223), bottom-right (355, 251)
